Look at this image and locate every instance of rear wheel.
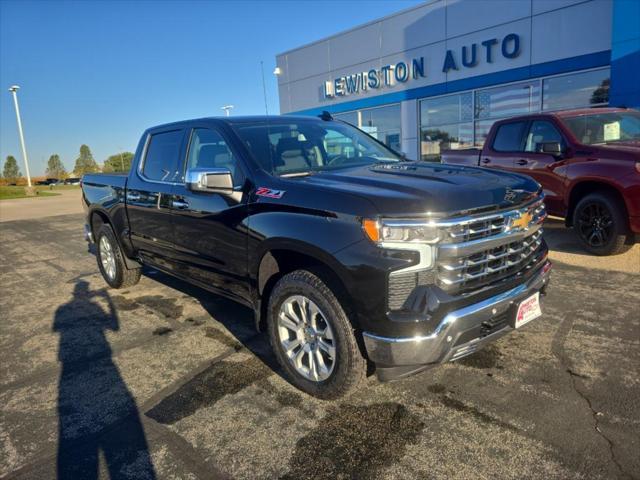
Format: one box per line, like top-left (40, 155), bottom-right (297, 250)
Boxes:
top-left (267, 270), bottom-right (366, 399)
top-left (573, 192), bottom-right (632, 256)
top-left (96, 224), bottom-right (141, 288)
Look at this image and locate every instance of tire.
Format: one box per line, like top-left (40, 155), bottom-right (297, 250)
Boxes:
top-left (267, 270), bottom-right (366, 399)
top-left (573, 192), bottom-right (632, 256)
top-left (96, 224), bottom-right (141, 289)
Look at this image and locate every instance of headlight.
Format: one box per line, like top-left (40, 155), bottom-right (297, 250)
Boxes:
top-left (362, 218), bottom-right (441, 244)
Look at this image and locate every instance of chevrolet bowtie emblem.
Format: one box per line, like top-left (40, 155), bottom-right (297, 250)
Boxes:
top-left (511, 212), bottom-right (533, 230)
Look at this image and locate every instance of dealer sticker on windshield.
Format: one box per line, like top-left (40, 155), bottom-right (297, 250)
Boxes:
top-left (514, 292), bottom-right (542, 329)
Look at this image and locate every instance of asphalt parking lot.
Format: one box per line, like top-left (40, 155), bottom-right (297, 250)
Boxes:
top-left (1, 205), bottom-right (639, 479)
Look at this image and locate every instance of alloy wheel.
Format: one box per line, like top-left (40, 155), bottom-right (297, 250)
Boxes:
top-left (577, 202), bottom-right (614, 248)
top-left (99, 236), bottom-right (117, 280)
top-left (277, 295), bottom-right (336, 382)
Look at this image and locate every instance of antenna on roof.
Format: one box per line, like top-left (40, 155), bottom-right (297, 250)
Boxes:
top-left (221, 105), bottom-right (234, 117)
top-left (318, 111), bottom-right (333, 121)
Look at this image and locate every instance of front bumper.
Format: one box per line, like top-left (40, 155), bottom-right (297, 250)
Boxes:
top-left (363, 261), bottom-right (552, 380)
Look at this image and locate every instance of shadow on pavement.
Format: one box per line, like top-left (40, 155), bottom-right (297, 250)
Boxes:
top-left (53, 280), bottom-right (156, 479)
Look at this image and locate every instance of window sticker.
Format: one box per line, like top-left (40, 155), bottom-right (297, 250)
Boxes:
top-left (603, 121), bottom-right (620, 141)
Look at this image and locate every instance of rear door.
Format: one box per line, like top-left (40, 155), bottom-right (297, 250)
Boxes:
top-left (126, 128), bottom-right (187, 270)
top-left (169, 124), bottom-right (251, 303)
top-left (480, 120), bottom-right (528, 170)
top-left (511, 119), bottom-right (568, 214)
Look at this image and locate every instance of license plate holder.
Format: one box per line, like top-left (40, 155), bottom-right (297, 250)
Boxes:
top-left (512, 292), bottom-right (542, 329)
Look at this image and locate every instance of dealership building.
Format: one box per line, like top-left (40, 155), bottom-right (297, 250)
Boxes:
top-left (275, 0), bottom-right (640, 160)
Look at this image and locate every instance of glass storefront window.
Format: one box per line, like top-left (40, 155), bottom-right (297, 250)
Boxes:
top-left (421, 123), bottom-right (473, 160)
top-left (421, 93), bottom-right (473, 127)
top-left (542, 68), bottom-right (610, 111)
top-left (475, 81), bottom-right (540, 120)
top-left (474, 119), bottom-right (496, 147)
top-left (333, 111), bottom-right (358, 126)
top-left (334, 105), bottom-right (401, 152)
top-left (420, 93), bottom-right (473, 161)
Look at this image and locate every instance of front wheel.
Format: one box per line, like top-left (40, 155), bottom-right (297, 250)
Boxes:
top-left (96, 224), bottom-right (141, 288)
top-left (573, 192), bottom-right (632, 256)
top-left (267, 270), bottom-right (367, 399)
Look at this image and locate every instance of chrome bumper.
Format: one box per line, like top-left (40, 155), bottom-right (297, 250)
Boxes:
top-left (363, 261), bottom-right (552, 368)
top-left (84, 224), bottom-right (94, 243)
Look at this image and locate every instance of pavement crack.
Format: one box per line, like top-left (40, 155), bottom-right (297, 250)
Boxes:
top-left (552, 314), bottom-right (630, 479)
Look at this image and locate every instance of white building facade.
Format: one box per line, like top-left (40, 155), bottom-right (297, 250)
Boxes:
top-left (275, 0), bottom-right (640, 161)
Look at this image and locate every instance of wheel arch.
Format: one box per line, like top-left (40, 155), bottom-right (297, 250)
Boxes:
top-left (565, 180), bottom-right (629, 228)
top-left (254, 242), bottom-right (355, 333)
top-left (89, 207), bottom-right (141, 269)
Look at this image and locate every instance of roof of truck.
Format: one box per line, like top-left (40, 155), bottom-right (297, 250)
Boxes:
top-left (147, 114), bottom-right (332, 131)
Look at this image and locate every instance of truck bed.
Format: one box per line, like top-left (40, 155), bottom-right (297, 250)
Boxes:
top-left (82, 172), bottom-right (128, 188)
top-left (440, 148), bottom-right (481, 166)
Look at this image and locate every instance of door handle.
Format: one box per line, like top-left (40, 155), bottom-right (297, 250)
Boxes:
top-left (516, 159), bottom-right (528, 166)
top-left (172, 199), bottom-right (190, 209)
top-left (481, 158), bottom-right (491, 164)
top-left (127, 192), bottom-right (141, 201)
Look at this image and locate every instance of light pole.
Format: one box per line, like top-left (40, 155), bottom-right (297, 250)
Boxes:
top-left (8, 85), bottom-right (33, 189)
top-left (117, 146), bottom-right (125, 171)
top-left (221, 105), bottom-right (234, 117)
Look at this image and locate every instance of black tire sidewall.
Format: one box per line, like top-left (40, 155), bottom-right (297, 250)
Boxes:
top-left (96, 225), bottom-right (126, 288)
top-left (574, 193), bottom-right (628, 255)
top-left (267, 271), bottom-right (363, 399)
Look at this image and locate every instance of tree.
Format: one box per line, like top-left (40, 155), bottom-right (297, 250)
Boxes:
top-left (102, 152), bottom-right (134, 173)
top-left (72, 145), bottom-right (99, 176)
top-left (3, 156), bottom-right (21, 183)
top-left (46, 154), bottom-right (67, 179)
top-left (590, 78), bottom-right (610, 105)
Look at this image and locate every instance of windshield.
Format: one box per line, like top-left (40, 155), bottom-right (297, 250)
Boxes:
top-left (231, 119), bottom-right (402, 176)
top-left (562, 111), bottom-right (640, 145)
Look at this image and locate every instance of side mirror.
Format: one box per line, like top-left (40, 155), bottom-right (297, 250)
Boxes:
top-left (186, 168), bottom-right (234, 194)
top-left (539, 142), bottom-right (563, 157)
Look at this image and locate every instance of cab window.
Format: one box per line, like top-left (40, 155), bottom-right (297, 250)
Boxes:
top-left (142, 130), bottom-right (183, 182)
top-left (186, 128), bottom-right (243, 186)
top-left (492, 121), bottom-right (527, 152)
top-left (525, 121), bottom-right (564, 152)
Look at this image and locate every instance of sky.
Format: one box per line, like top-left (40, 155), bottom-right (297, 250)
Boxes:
top-left (0, 0), bottom-right (422, 176)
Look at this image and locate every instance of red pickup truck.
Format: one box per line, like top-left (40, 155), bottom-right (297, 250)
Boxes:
top-left (442, 108), bottom-right (640, 255)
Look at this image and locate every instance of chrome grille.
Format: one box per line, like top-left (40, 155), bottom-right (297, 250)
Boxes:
top-left (437, 230), bottom-right (544, 293)
top-left (436, 198), bottom-right (547, 294)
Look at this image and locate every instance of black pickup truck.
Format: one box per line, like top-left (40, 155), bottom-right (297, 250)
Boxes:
top-left (82, 114), bottom-right (552, 399)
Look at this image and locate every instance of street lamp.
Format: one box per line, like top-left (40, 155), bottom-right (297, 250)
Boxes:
top-left (221, 105), bottom-right (234, 117)
top-left (8, 85), bottom-right (33, 189)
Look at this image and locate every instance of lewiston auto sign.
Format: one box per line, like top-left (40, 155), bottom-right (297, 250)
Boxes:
top-left (323, 33), bottom-right (521, 99)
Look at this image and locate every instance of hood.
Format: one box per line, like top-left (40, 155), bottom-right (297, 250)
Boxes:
top-left (594, 141), bottom-right (640, 155)
top-left (293, 162), bottom-right (540, 216)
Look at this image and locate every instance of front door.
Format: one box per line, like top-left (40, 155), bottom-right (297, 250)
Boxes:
top-left (511, 120), bottom-right (568, 215)
top-left (170, 126), bottom-right (251, 303)
top-left (127, 128), bottom-right (186, 270)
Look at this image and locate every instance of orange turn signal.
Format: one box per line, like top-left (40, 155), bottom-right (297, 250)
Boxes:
top-left (362, 219), bottom-right (380, 242)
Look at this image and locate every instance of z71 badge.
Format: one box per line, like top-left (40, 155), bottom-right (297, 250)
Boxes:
top-left (256, 187), bottom-right (285, 199)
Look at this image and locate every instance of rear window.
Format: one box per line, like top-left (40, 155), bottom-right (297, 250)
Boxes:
top-left (492, 121), bottom-right (527, 152)
top-left (142, 130), bottom-right (183, 182)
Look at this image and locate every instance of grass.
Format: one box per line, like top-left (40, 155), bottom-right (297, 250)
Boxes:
top-left (0, 185), bottom-right (79, 200)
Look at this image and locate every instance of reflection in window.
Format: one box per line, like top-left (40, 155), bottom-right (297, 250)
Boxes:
top-left (421, 93), bottom-right (472, 127)
top-left (475, 82), bottom-right (540, 119)
top-left (420, 93), bottom-right (473, 161)
top-left (421, 123), bottom-right (473, 161)
top-left (333, 105), bottom-right (401, 152)
top-left (543, 68), bottom-right (610, 111)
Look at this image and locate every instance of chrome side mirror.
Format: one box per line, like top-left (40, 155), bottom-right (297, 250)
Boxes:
top-left (186, 168), bottom-right (234, 194)
top-left (538, 142), bottom-right (563, 157)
